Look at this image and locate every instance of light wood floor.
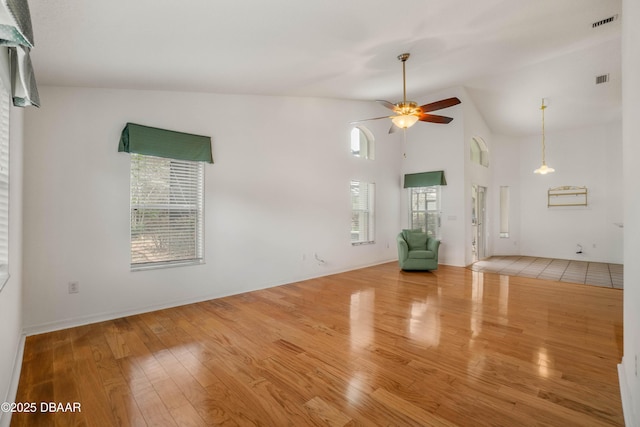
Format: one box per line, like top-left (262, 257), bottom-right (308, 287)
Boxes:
top-left (12, 263), bottom-right (624, 426)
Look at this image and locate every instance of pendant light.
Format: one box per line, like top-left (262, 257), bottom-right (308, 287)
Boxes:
top-left (534, 98), bottom-right (555, 175)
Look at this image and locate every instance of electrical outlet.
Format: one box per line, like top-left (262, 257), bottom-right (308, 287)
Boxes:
top-left (68, 281), bottom-right (79, 294)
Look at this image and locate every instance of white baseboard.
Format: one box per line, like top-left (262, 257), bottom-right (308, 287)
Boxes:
top-left (0, 334), bottom-right (25, 427)
top-left (618, 361), bottom-right (638, 427)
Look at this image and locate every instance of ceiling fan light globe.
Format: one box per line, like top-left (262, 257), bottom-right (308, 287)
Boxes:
top-left (391, 114), bottom-right (419, 129)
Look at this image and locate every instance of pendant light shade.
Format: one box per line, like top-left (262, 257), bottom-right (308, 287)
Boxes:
top-left (534, 163), bottom-right (555, 175)
top-left (534, 98), bottom-right (555, 175)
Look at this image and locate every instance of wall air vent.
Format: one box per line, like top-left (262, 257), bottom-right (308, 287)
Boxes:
top-left (592, 15), bottom-right (618, 28)
top-left (596, 74), bottom-right (610, 85)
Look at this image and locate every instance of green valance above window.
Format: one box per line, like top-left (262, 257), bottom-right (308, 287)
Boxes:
top-left (403, 170), bottom-right (447, 188)
top-left (0, 0), bottom-right (40, 107)
top-left (119, 123), bottom-right (213, 163)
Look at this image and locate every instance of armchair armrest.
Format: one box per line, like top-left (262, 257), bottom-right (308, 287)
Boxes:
top-left (426, 237), bottom-right (440, 263)
top-left (426, 237), bottom-right (440, 252)
top-left (397, 234), bottom-right (409, 261)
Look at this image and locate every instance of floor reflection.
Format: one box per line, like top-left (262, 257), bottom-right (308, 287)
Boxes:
top-left (537, 347), bottom-right (551, 378)
top-left (470, 271), bottom-right (484, 338)
top-left (349, 289), bottom-right (375, 350)
top-left (346, 371), bottom-right (366, 405)
top-left (499, 275), bottom-right (510, 319)
top-left (407, 290), bottom-right (441, 347)
top-left (467, 271), bottom-right (485, 379)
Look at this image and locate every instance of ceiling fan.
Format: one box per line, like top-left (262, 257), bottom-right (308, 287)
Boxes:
top-left (352, 53), bottom-right (461, 133)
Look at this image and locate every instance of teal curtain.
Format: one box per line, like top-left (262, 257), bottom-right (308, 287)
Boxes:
top-left (0, 0), bottom-right (40, 107)
top-left (403, 171), bottom-right (447, 188)
top-left (119, 123), bottom-right (214, 164)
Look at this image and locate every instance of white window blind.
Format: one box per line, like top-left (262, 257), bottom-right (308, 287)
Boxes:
top-left (351, 180), bottom-right (375, 245)
top-left (130, 154), bottom-right (204, 269)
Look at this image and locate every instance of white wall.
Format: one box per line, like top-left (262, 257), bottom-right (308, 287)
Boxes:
top-left (0, 48), bottom-right (25, 427)
top-left (620, 0), bottom-right (640, 424)
top-left (400, 88), bottom-right (466, 267)
top-left (22, 86), bottom-right (402, 333)
top-left (490, 122), bottom-right (623, 264)
top-left (491, 134), bottom-right (521, 256)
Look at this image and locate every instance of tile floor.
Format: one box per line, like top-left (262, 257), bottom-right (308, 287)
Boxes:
top-left (469, 256), bottom-right (623, 289)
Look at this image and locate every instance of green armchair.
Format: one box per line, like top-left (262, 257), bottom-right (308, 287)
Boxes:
top-left (397, 229), bottom-right (440, 271)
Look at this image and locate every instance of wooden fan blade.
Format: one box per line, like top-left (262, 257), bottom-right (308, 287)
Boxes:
top-left (419, 114), bottom-right (454, 124)
top-left (349, 115), bottom-right (392, 124)
top-left (419, 97), bottom-right (461, 113)
top-left (376, 100), bottom-right (399, 111)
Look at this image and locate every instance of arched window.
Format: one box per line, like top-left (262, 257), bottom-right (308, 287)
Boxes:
top-left (351, 126), bottom-right (375, 160)
top-left (470, 137), bottom-right (489, 167)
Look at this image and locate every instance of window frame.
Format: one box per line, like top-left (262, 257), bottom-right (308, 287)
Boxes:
top-left (350, 126), bottom-right (375, 160)
top-left (350, 180), bottom-right (375, 245)
top-left (471, 137), bottom-right (489, 167)
top-left (499, 186), bottom-right (510, 238)
top-left (409, 186), bottom-right (441, 239)
top-left (129, 153), bottom-right (205, 271)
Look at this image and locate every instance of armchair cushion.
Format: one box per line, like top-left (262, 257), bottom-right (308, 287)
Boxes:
top-left (408, 250), bottom-right (435, 259)
top-left (401, 229), bottom-right (428, 250)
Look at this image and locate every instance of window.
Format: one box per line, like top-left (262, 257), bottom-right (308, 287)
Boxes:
top-left (470, 137), bottom-right (489, 167)
top-left (500, 186), bottom-right (510, 238)
top-left (130, 154), bottom-right (204, 269)
top-left (409, 186), bottom-right (441, 238)
top-left (351, 180), bottom-right (375, 244)
top-left (350, 126), bottom-right (374, 160)
top-left (0, 75), bottom-right (9, 289)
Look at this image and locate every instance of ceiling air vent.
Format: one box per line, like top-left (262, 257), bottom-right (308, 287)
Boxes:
top-left (596, 74), bottom-right (610, 85)
top-left (592, 15), bottom-right (618, 28)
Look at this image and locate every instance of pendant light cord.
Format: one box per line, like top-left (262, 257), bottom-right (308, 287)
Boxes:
top-left (541, 99), bottom-right (547, 165)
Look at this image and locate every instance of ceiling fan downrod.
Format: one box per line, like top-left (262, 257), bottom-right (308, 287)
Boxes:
top-left (398, 53), bottom-right (410, 105)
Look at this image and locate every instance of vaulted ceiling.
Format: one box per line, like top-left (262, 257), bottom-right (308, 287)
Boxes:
top-left (29, 0), bottom-right (621, 136)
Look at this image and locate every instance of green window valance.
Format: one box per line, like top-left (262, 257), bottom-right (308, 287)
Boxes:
top-left (403, 171), bottom-right (447, 188)
top-left (0, 0), bottom-right (40, 107)
top-left (119, 123), bottom-right (213, 163)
